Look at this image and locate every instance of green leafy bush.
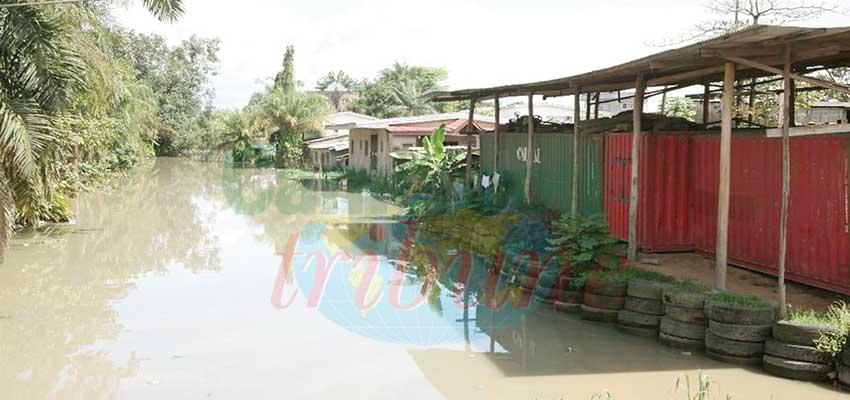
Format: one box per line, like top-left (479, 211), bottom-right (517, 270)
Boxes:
top-left (546, 214), bottom-right (620, 277)
top-left (813, 301), bottom-right (850, 357)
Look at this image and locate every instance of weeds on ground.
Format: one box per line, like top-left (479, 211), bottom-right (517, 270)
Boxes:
top-left (813, 301), bottom-right (850, 357)
top-left (786, 307), bottom-right (832, 325)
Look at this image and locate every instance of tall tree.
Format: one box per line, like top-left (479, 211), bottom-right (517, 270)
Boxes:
top-left (316, 70), bottom-right (358, 111)
top-left (274, 45), bottom-right (296, 94)
top-left (351, 62), bottom-right (450, 118)
top-left (0, 0), bottom-right (187, 260)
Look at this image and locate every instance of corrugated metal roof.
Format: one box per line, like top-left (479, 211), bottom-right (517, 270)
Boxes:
top-left (429, 25), bottom-right (850, 101)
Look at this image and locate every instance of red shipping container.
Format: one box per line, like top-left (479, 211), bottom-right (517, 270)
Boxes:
top-left (690, 133), bottom-right (850, 295)
top-left (605, 132), bottom-right (692, 252)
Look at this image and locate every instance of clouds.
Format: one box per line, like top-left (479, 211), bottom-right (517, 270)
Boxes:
top-left (113, 0), bottom-right (846, 109)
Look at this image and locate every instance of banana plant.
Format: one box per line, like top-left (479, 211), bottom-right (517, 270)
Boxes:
top-left (394, 125), bottom-right (467, 211)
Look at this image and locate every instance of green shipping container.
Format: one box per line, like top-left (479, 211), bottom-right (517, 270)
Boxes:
top-left (480, 131), bottom-right (604, 215)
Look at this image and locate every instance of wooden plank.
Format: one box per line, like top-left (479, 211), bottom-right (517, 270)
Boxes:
top-left (716, 62), bottom-right (736, 291)
top-left (724, 55), bottom-right (850, 96)
top-left (465, 100), bottom-right (475, 187)
top-left (585, 93), bottom-right (591, 121)
top-left (627, 75), bottom-right (645, 262)
top-left (765, 123), bottom-right (850, 138)
top-left (593, 92), bottom-right (600, 119)
top-left (778, 45), bottom-right (792, 319)
top-left (572, 91), bottom-right (581, 216)
top-left (703, 83), bottom-right (711, 124)
top-left (525, 94), bottom-right (533, 205)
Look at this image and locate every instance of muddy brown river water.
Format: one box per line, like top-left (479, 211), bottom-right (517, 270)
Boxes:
top-left (0, 158), bottom-right (845, 399)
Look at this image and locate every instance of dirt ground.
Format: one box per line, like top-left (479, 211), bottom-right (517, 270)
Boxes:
top-left (632, 252), bottom-right (849, 313)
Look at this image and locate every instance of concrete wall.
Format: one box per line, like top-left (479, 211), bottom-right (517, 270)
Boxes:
top-left (349, 128), bottom-right (392, 177)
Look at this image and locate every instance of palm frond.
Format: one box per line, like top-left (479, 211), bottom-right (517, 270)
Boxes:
top-left (0, 96), bottom-right (55, 177)
top-left (0, 170), bottom-right (14, 262)
top-left (141, 0), bottom-right (185, 22)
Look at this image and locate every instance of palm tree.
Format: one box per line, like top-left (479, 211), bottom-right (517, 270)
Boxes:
top-left (206, 109), bottom-right (272, 167)
top-left (254, 87), bottom-right (329, 168)
top-left (0, 0), bottom-right (185, 259)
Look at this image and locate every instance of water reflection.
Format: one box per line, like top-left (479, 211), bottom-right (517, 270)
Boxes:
top-left (1, 159), bottom-right (846, 399)
top-left (0, 159), bottom-right (223, 399)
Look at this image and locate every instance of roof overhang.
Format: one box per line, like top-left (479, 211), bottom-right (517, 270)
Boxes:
top-left (428, 25), bottom-right (850, 102)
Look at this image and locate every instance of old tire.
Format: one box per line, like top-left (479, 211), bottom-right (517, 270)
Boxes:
top-left (764, 339), bottom-right (833, 364)
top-left (618, 310), bottom-right (662, 328)
top-left (662, 290), bottom-right (707, 309)
top-left (706, 350), bottom-right (763, 366)
top-left (586, 280), bottom-right (628, 297)
top-left (534, 294), bottom-right (554, 305)
top-left (580, 304), bottom-right (619, 323)
top-left (839, 363), bottom-right (850, 386)
top-left (626, 280), bottom-right (669, 300)
top-left (584, 293), bottom-right (625, 310)
top-left (658, 331), bottom-right (705, 350)
top-left (624, 297), bottom-right (665, 315)
top-left (705, 302), bottom-right (776, 325)
top-left (660, 317), bottom-right (706, 340)
top-left (708, 320), bottom-right (772, 342)
top-left (552, 289), bottom-right (583, 304)
top-left (617, 323), bottom-right (658, 337)
top-left (665, 305), bottom-right (707, 325)
top-left (842, 347), bottom-right (850, 366)
top-left (705, 331), bottom-right (764, 357)
top-left (772, 320), bottom-right (836, 347)
top-left (763, 355), bottom-right (832, 382)
top-left (553, 301), bottom-right (581, 314)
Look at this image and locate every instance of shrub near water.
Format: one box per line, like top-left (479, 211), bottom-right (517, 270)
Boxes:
top-left (810, 301), bottom-right (850, 357)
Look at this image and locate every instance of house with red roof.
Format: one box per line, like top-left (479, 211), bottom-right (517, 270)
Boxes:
top-left (348, 112), bottom-right (495, 176)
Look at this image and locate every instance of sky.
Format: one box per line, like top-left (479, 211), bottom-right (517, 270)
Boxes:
top-left (113, 0), bottom-right (849, 110)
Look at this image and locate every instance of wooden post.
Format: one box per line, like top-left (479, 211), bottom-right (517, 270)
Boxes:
top-left (703, 83), bottom-right (711, 125)
top-left (660, 86), bottom-right (668, 115)
top-left (594, 93), bottom-right (600, 119)
top-left (524, 94), bottom-right (534, 205)
top-left (572, 91), bottom-right (582, 216)
top-left (789, 79), bottom-right (797, 128)
top-left (465, 100), bottom-right (475, 187)
top-left (627, 75), bottom-right (646, 262)
top-left (716, 62), bottom-right (736, 291)
top-left (778, 45), bottom-right (792, 319)
top-left (493, 96), bottom-right (501, 173)
top-left (585, 93), bottom-right (591, 121)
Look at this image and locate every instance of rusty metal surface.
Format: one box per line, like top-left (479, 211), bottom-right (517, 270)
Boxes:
top-left (691, 133), bottom-right (850, 295)
top-left (604, 133), bottom-right (692, 252)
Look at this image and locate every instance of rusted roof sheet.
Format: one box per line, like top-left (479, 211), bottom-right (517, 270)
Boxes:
top-left (429, 25), bottom-right (850, 102)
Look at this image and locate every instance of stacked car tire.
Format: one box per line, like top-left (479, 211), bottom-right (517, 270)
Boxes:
top-left (552, 276), bottom-right (584, 314)
top-left (704, 301), bottom-right (776, 366)
top-left (763, 321), bottom-right (835, 381)
top-left (659, 290), bottom-right (707, 350)
top-left (839, 347), bottom-right (850, 390)
top-left (581, 279), bottom-right (627, 323)
top-left (616, 280), bottom-right (668, 337)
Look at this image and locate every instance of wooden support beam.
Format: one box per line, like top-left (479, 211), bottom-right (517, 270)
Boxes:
top-left (627, 75), bottom-right (645, 262)
top-left (703, 83), bottom-right (711, 125)
top-left (525, 94), bottom-right (534, 205)
top-left (716, 62), bottom-right (736, 291)
top-left (724, 55), bottom-right (850, 96)
top-left (584, 93), bottom-right (591, 121)
top-left (493, 96), bottom-right (500, 173)
top-left (465, 100), bottom-right (475, 187)
top-left (593, 93), bottom-right (600, 119)
top-left (572, 91), bottom-right (581, 216)
top-left (778, 46), bottom-right (792, 319)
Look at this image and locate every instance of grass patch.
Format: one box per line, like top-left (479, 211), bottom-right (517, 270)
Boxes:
top-left (708, 291), bottom-right (771, 308)
top-left (786, 308), bottom-right (833, 326)
top-left (590, 267), bottom-right (677, 284)
top-left (667, 278), bottom-right (709, 294)
top-left (813, 301), bottom-right (850, 357)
